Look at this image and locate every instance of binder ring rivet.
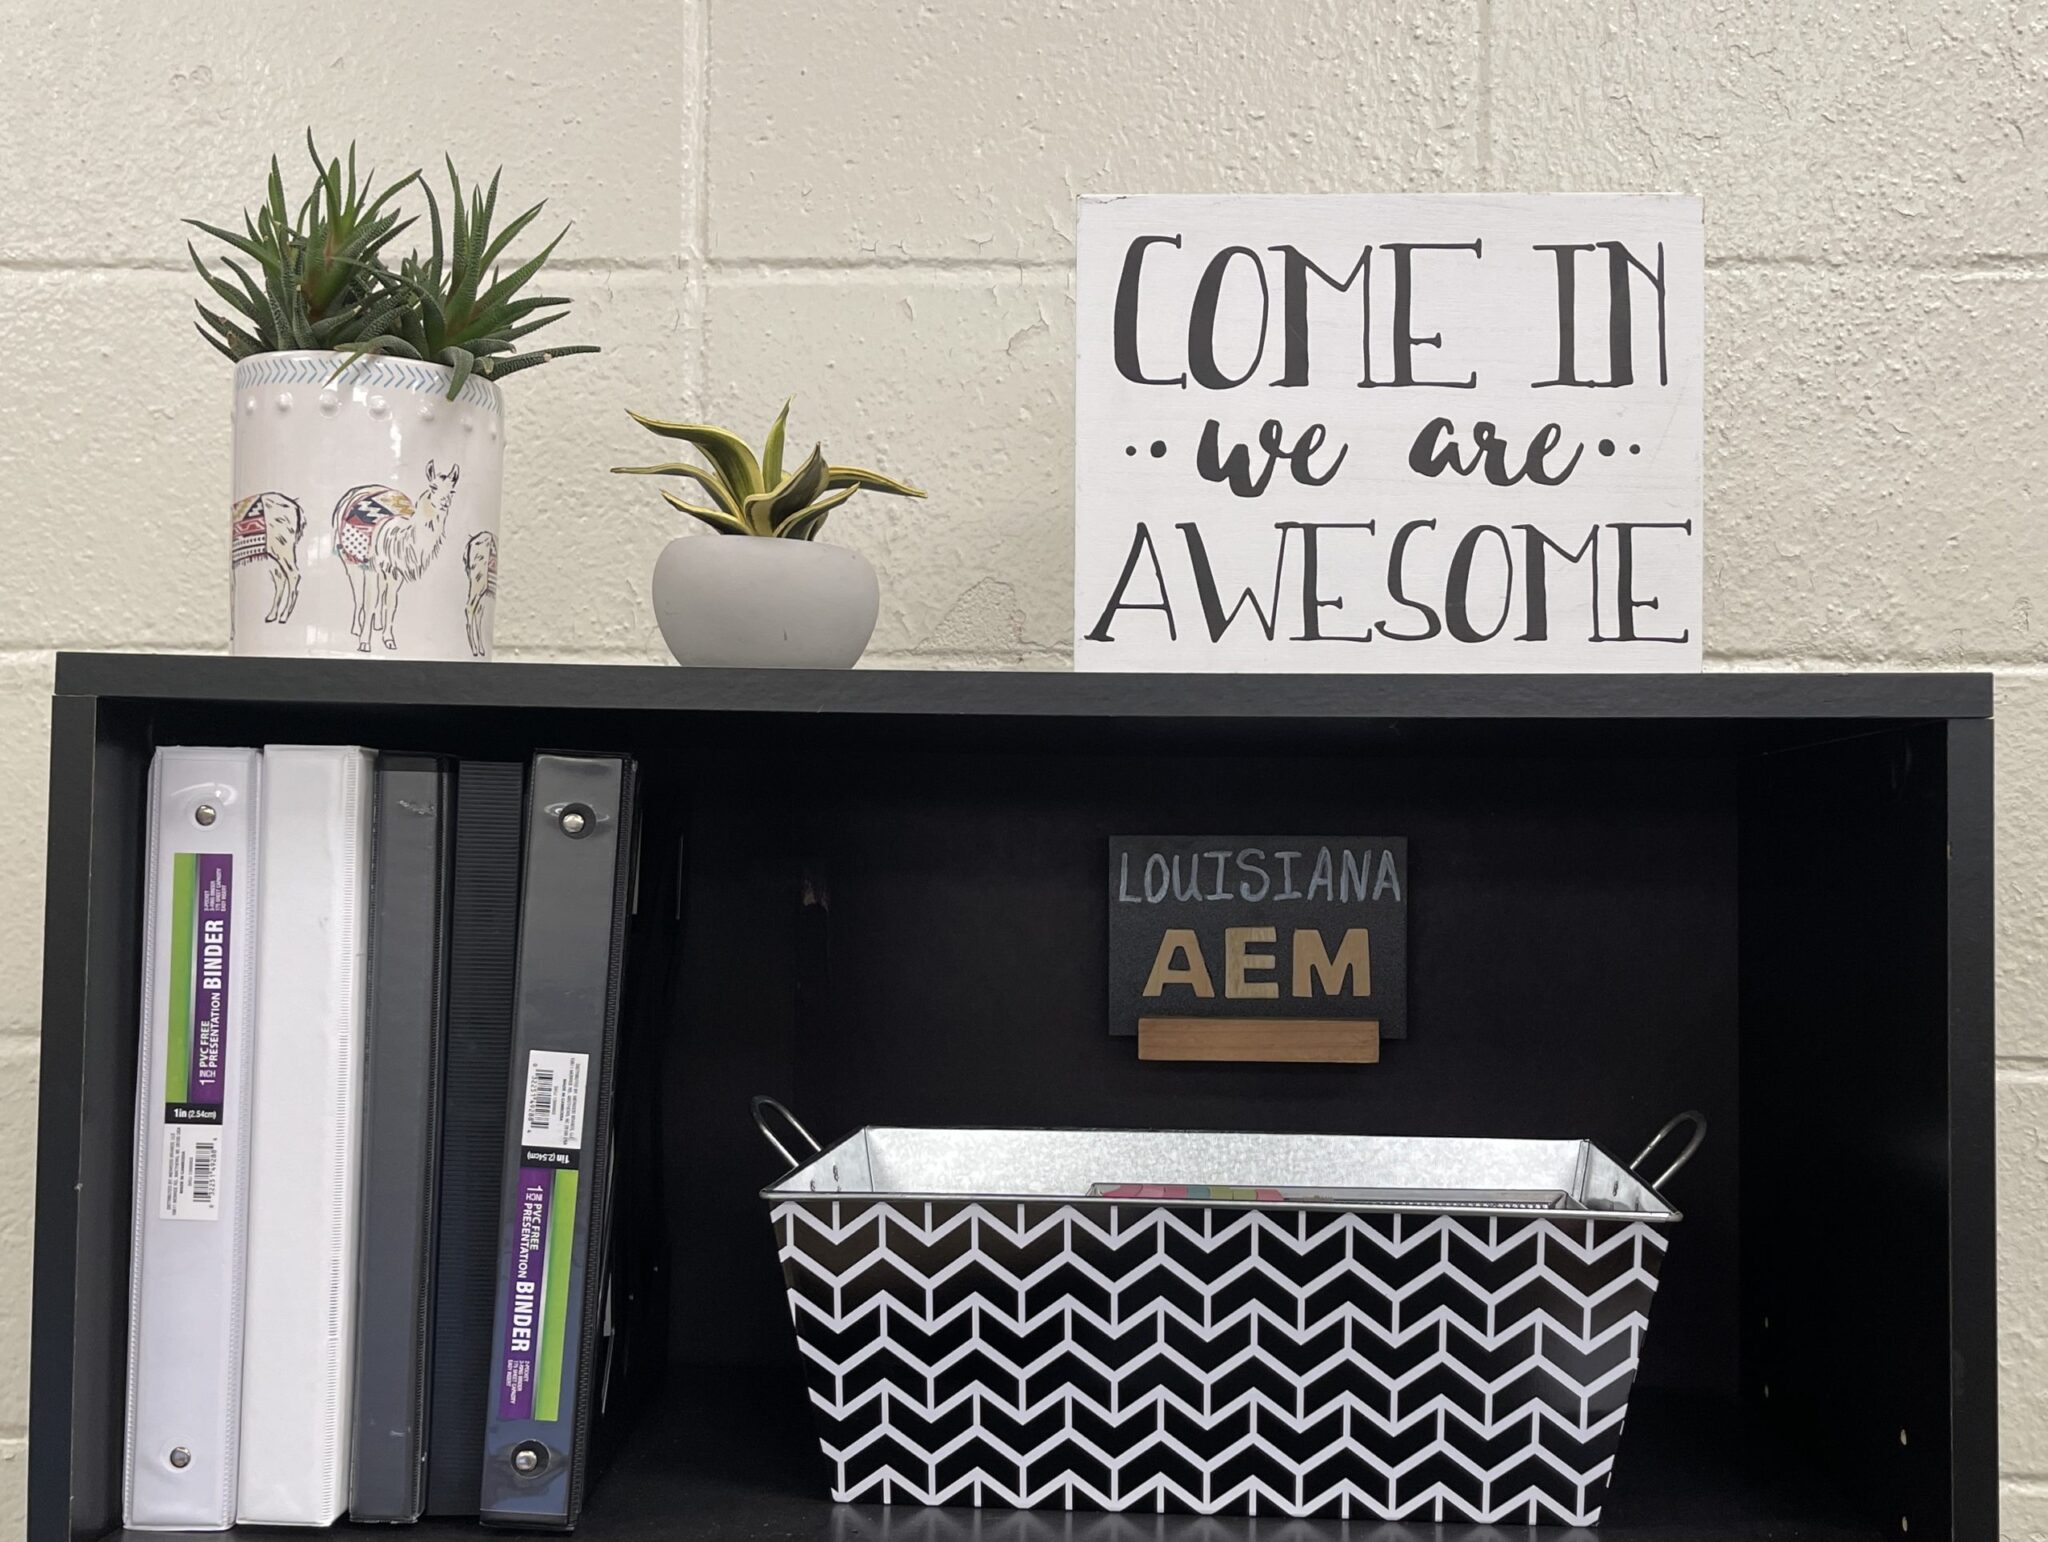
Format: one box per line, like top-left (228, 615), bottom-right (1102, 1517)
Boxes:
top-left (512, 1442), bottom-right (547, 1475)
top-left (557, 804), bottom-right (592, 837)
top-left (168, 1447), bottom-right (191, 1469)
top-left (193, 804), bottom-right (217, 827)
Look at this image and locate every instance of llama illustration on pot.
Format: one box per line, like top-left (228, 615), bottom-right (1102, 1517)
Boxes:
top-left (332, 462), bottom-right (461, 653)
top-left (463, 530), bottom-right (498, 659)
top-left (230, 492), bottom-right (307, 624)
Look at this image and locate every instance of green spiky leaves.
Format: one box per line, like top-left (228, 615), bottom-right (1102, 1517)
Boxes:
top-left (188, 134), bottom-right (417, 362)
top-left (188, 136), bottom-right (596, 398)
top-left (612, 400), bottom-right (925, 540)
top-left (349, 159), bottom-right (598, 399)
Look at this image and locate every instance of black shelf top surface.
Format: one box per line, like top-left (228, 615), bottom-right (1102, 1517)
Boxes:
top-left (104, 1374), bottom-right (1885, 1542)
top-left (53, 652), bottom-right (1990, 722)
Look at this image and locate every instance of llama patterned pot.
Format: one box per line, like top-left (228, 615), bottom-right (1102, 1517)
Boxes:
top-left (229, 350), bottom-right (504, 660)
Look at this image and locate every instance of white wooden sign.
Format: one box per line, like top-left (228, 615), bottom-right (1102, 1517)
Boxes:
top-left (1073, 195), bottom-right (1703, 673)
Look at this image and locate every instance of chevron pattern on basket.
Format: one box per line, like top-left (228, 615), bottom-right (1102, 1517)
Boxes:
top-left (232, 354), bottom-right (501, 410)
top-left (773, 1198), bottom-right (1669, 1526)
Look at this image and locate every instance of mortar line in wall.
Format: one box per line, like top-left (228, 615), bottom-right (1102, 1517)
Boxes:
top-left (680, 1), bottom-right (705, 269)
top-left (1703, 653), bottom-right (2048, 671)
top-left (1476, 0), bottom-right (1494, 187)
top-left (21, 252), bottom-right (2048, 279)
top-left (1705, 253), bottom-right (2048, 275)
top-left (707, 265), bottom-right (1070, 292)
top-left (686, 0), bottom-right (710, 407)
top-left (707, 254), bottom-right (1073, 275)
top-left (0, 254), bottom-right (689, 275)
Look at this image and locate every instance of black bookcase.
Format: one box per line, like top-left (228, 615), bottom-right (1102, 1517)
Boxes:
top-left (31, 655), bottom-right (1996, 1542)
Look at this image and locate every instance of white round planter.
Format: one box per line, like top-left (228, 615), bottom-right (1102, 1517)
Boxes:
top-left (229, 350), bottom-right (505, 660)
top-left (651, 535), bottom-right (879, 669)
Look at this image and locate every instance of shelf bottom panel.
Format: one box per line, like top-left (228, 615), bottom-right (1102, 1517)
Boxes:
top-left (109, 1372), bottom-right (1888, 1542)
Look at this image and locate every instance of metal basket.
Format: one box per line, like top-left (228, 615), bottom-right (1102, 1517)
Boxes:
top-left (755, 1102), bottom-right (1703, 1528)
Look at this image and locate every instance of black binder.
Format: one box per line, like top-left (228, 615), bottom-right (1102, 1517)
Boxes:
top-left (424, 761), bottom-right (527, 1516)
top-left (479, 753), bottom-right (638, 1529)
top-left (351, 755), bottom-right (456, 1521)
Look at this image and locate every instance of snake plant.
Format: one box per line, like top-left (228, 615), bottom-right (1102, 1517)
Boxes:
top-left (612, 400), bottom-right (925, 540)
top-left (187, 134), bottom-right (417, 361)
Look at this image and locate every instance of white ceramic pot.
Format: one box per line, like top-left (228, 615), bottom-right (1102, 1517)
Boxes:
top-left (229, 350), bottom-right (505, 659)
top-left (651, 535), bottom-right (880, 668)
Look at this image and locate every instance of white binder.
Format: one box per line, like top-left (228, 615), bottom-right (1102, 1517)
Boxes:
top-left (125, 747), bottom-right (263, 1530)
top-left (236, 746), bottom-right (374, 1525)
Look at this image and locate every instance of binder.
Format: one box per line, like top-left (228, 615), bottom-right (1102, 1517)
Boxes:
top-left (124, 748), bottom-right (262, 1530)
top-left (237, 745), bottom-right (374, 1526)
top-left (349, 755), bottom-right (456, 1522)
top-left (424, 761), bottom-right (528, 1516)
top-left (479, 753), bottom-right (638, 1529)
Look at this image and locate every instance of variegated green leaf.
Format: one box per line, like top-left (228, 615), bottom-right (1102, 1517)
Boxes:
top-left (627, 411), bottom-right (763, 499)
top-left (742, 444), bottom-right (829, 534)
top-left (608, 462), bottom-right (745, 518)
top-left (825, 465), bottom-right (927, 498)
top-left (762, 398), bottom-right (792, 489)
top-left (659, 489), bottom-right (752, 537)
top-left (771, 482), bottom-right (861, 540)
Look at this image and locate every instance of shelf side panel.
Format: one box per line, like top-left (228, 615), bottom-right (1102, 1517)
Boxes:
top-left (1944, 716), bottom-right (1997, 1540)
top-left (1740, 722), bottom-right (1958, 1537)
top-left (31, 697), bottom-right (147, 1542)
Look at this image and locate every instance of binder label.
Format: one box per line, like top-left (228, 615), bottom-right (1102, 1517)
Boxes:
top-left (520, 1049), bottom-right (588, 1152)
top-left (160, 851), bottom-right (232, 1220)
top-left (499, 1163), bottom-right (578, 1421)
top-left (500, 1054), bottom-right (589, 1415)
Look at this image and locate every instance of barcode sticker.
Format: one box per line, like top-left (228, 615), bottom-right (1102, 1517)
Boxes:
top-left (521, 1050), bottom-right (588, 1152)
top-left (161, 1125), bottom-right (221, 1220)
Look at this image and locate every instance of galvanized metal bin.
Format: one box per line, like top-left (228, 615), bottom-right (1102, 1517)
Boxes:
top-left (755, 1103), bottom-right (1703, 1528)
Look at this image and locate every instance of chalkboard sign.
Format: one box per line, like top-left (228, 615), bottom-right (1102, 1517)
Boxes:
top-left (1108, 836), bottom-right (1408, 1063)
top-left (1073, 194), bottom-right (1704, 674)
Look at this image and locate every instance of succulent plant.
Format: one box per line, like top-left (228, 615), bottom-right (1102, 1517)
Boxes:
top-left (612, 400), bottom-right (925, 539)
top-left (187, 134), bottom-right (418, 361)
top-left (353, 158), bottom-right (598, 399)
top-left (188, 136), bottom-right (595, 399)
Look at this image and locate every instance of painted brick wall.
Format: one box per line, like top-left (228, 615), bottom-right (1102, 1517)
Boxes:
top-left (1, 1), bottom-right (2044, 1534)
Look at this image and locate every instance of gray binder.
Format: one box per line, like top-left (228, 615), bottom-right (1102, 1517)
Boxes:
top-left (479, 753), bottom-right (637, 1530)
top-left (425, 761), bottom-right (527, 1515)
top-left (350, 755), bottom-right (456, 1521)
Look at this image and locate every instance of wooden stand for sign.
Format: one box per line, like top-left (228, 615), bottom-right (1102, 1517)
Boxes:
top-left (31, 657), bottom-right (1995, 1541)
top-left (1138, 1017), bottom-right (1380, 1063)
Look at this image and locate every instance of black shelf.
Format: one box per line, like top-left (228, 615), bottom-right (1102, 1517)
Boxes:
top-left (35, 657), bottom-right (1996, 1542)
top-left (109, 1377), bottom-right (1886, 1542)
top-left (52, 651), bottom-right (1990, 722)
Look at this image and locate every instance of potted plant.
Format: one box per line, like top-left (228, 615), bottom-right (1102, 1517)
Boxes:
top-left (192, 135), bottom-right (594, 660)
top-left (612, 402), bottom-right (925, 668)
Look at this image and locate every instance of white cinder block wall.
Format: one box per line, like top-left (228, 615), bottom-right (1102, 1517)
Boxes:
top-left (0, 1), bottom-right (2043, 1535)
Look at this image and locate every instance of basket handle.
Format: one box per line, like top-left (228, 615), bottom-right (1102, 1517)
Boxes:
top-left (1629, 1109), bottom-right (1706, 1192)
top-left (751, 1095), bottom-right (822, 1170)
